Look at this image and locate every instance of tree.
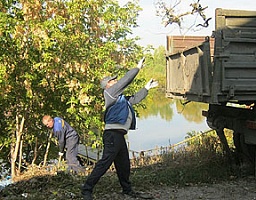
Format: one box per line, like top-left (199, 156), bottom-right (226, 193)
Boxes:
top-left (0, 0), bottom-right (144, 178)
top-left (154, 0), bottom-right (211, 32)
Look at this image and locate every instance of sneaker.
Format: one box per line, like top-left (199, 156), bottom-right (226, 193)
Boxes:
top-left (82, 191), bottom-right (93, 200)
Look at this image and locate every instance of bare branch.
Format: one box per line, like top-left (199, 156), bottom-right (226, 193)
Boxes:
top-left (154, 0), bottom-right (210, 30)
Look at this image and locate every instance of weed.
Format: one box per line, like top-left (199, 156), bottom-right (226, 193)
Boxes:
top-left (0, 130), bottom-right (238, 199)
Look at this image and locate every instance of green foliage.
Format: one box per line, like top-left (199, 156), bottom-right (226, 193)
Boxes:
top-left (138, 45), bottom-right (166, 85)
top-left (185, 129), bottom-right (235, 149)
top-left (0, 0), bottom-right (145, 167)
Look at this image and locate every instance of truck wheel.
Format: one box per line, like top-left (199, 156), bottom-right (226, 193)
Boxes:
top-left (233, 132), bottom-right (255, 176)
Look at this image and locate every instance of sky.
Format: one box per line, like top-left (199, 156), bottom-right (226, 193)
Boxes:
top-left (119, 0), bottom-right (256, 48)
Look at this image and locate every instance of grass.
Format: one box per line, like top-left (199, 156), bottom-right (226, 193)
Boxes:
top-left (0, 130), bottom-right (242, 200)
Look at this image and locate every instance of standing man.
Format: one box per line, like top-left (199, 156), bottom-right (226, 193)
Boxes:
top-left (81, 58), bottom-right (158, 200)
top-left (42, 115), bottom-right (83, 174)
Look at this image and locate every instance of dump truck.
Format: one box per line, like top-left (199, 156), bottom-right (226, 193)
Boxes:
top-left (166, 8), bottom-right (256, 174)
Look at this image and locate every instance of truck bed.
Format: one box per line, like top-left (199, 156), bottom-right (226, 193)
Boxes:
top-left (166, 8), bottom-right (256, 104)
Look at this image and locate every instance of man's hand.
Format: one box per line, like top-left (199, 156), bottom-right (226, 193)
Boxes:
top-left (58, 152), bottom-right (64, 157)
top-left (137, 57), bottom-right (145, 69)
top-left (145, 79), bottom-right (158, 90)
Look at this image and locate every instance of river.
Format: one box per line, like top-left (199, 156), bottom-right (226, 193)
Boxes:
top-left (127, 101), bottom-right (211, 152)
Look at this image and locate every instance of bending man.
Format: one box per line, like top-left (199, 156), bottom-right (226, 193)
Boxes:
top-left (42, 115), bottom-right (83, 174)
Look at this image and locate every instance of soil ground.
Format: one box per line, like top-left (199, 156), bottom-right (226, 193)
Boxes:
top-left (1, 175), bottom-right (256, 199)
top-left (95, 177), bottom-right (256, 200)
top-left (149, 177), bottom-right (256, 200)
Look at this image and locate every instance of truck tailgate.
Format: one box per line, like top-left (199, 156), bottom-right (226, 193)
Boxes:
top-left (166, 39), bottom-right (212, 103)
top-left (166, 9), bottom-right (256, 104)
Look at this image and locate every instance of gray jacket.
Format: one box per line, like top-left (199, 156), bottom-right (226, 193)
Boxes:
top-left (103, 68), bottom-right (148, 130)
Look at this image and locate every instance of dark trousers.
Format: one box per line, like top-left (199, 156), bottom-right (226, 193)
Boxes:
top-left (81, 129), bottom-right (131, 193)
top-left (65, 136), bottom-right (83, 173)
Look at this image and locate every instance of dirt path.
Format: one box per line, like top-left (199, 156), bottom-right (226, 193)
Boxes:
top-left (147, 177), bottom-right (256, 200)
top-left (101, 177), bottom-right (256, 200)
top-left (1, 174), bottom-right (256, 199)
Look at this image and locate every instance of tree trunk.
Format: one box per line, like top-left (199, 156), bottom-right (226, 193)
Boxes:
top-left (43, 131), bottom-right (53, 167)
top-left (18, 137), bottom-right (23, 173)
top-left (11, 115), bottom-right (24, 179)
top-left (32, 137), bottom-right (38, 165)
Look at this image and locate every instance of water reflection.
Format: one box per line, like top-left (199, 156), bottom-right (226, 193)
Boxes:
top-left (136, 89), bottom-right (175, 121)
top-left (127, 91), bottom-right (210, 152)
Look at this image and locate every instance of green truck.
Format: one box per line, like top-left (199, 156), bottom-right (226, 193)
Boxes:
top-left (166, 8), bottom-right (256, 174)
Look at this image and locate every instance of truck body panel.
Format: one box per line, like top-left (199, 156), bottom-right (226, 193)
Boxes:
top-left (166, 38), bottom-right (212, 103)
top-left (166, 9), bottom-right (256, 171)
top-left (166, 9), bottom-right (256, 104)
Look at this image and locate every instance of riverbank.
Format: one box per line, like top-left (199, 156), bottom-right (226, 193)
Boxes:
top-left (0, 131), bottom-right (252, 200)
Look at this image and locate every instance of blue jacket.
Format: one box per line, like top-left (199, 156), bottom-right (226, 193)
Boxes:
top-left (53, 117), bottom-right (78, 153)
top-left (104, 95), bottom-right (136, 130)
top-left (103, 68), bottom-right (148, 130)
